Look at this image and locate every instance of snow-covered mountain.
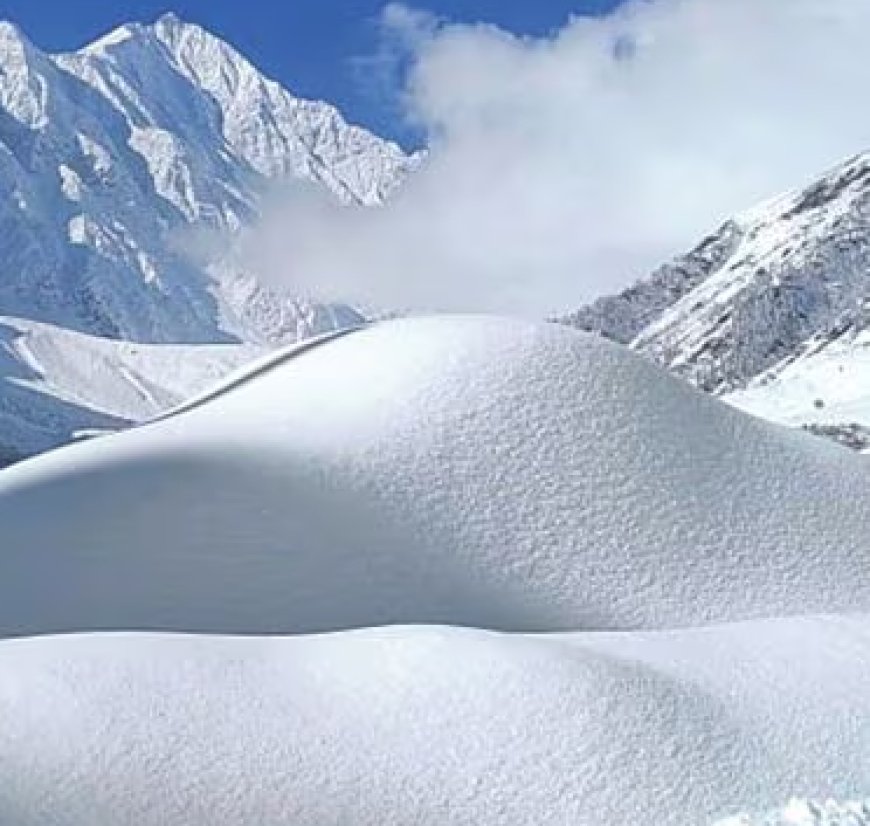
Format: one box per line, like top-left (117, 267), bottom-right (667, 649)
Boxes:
top-left (0, 13), bottom-right (416, 345)
top-left (564, 152), bottom-right (870, 442)
top-left (0, 13), bottom-right (418, 462)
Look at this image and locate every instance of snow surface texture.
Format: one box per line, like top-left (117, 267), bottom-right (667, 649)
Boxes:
top-left (564, 153), bottom-right (870, 444)
top-left (0, 15), bottom-right (411, 345)
top-left (716, 799), bottom-right (870, 825)
top-left (0, 315), bottom-right (260, 462)
top-left (5, 316), bottom-right (870, 824)
top-left (3, 617), bottom-right (870, 825)
top-left (5, 316), bottom-right (870, 636)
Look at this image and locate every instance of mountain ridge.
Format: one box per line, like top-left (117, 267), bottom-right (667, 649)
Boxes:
top-left (0, 13), bottom-right (413, 462)
top-left (0, 13), bottom-right (417, 345)
top-left (563, 151), bottom-right (870, 443)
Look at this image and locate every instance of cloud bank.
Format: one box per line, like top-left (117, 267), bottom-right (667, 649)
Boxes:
top-left (248, 0), bottom-right (870, 316)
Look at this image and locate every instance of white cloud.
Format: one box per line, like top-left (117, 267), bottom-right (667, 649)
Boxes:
top-left (249, 0), bottom-right (870, 316)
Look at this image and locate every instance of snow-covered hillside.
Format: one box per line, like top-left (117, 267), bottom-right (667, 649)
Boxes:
top-left (4, 316), bottom-right (870, 636)
top-left (4, 317), bottom-right (870, 824)
top-left (564, 152), bottom-right (870, 442)
top-left (0, 315), bottom-right (261, 463)
top-left (0, 14), bottom-right (414, 345)
top-left (0, 12), bottom-right (400, 460)
top-left (726, 326), bottom-right (870, 451)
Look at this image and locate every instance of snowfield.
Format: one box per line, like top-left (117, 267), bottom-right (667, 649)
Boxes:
top-left (0, 315), bottom-right (261, 461)
top-left (3, 617), bottom-right (870, 826)
top-left (726, 326), bottom-right (870, 447)
top-left (3, 315), bottom-right (870, 824)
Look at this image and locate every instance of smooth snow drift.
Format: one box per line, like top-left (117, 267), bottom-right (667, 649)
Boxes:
top-left (4, 315), bottom-right (870, 636)
top-left (2, 615), bottom-right (870, 826)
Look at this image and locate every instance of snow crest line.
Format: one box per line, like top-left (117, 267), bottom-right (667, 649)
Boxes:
top-left (146, 325), bottom-right (366, 424)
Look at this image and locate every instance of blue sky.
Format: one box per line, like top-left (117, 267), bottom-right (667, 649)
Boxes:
top-left (0, 0), bottom-right (621, 146)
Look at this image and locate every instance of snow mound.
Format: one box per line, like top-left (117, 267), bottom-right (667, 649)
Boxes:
top-left (2, 615), bottom-right (870, 825)
top-left (4, 315), bottom-right (870, 636)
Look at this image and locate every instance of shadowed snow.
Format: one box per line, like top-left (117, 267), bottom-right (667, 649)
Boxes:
top-left (4, 315), bottom-right (870, 635)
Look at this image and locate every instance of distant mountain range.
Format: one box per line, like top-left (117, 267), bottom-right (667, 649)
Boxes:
top-left (0, 13), bottom-right (417, 345)
top-left (0, 13), bottom-right (421, 461)
top-left (4, 12), bottom-right (870, 462)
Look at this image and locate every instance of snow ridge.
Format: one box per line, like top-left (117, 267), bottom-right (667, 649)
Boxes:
top-left (565, 152), bottom-right (870, 396)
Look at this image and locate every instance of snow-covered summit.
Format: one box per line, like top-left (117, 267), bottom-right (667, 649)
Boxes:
top-left (0, 21), bottom-right (50, 128)
top-left (83, 13), bottom-right (415, 201)
top-left (0, 14), bottom-right (415, 345)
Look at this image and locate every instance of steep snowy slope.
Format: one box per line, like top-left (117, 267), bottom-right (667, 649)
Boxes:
top-left (0, 15), bottom-right (414, 344)
top-left (5, 316), bottom-right (870, 636)
top-left (0, 315), bottom-right (260, 463)
top-left (565, 152), bottom-right (870, 400)
top-left (2, 616), bottom-right (870, 825)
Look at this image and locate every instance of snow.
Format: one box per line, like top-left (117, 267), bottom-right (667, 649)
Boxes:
top-left (2, 615), bottom-right (870, 825)
top-left (0, 14), bottom-right (410, 351)
top-left (716, 799), bottom-right (870, 825)
top-left (0, 315), bottom-right (260, 461)
top-left (5, 316), bottom-right (870, 636)
top-left (726, 328), bottom-right (870, 435)
top-left (0, 12), bottom-right (404, 460)
top-left (565, 152), bottom-right (870, 401)
top-left (5, 315), bottom-right (870, 823)
top-left (4, 13), bottom-right (870, 819)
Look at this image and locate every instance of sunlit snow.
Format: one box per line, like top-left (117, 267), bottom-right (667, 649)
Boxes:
top-left (3, 316), bottom-right (870, 824)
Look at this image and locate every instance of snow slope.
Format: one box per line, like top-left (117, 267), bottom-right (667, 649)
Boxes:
top-left (5, 315), bottom-right (870, 824)
top-left (564, 152), bottom-right (870, 445)
top-left (0, 315), bottom-right (260, 463)
top-left (723, 325), bottom-right (870, 450)
top-left (3, 615), bottom-right (870, 825)
top-left (0, 15), bottom-right (412, 345)
top-left (4, 315), bottom-right (870, 636)
top-left (566, 153), bottom-right (870, 392)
